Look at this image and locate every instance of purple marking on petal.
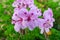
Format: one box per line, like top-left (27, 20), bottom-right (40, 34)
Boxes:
top-left (31, 13), bottom-right (34, 15)
top-left (27, 16), bottom-right (31, 21)
top-left (47, 19), bottom-right (49, 21)
top-left (22, 3), bottom-right (25, 7)
top-left (18, 5), bottom-right (20, 8)
top-left (15, 14), bottom-right (17, 16)
top-left (24, 12), bottom-right (27, 14)
top-left (43, 22), bottom-right (51, 28)
top-left (19, 3), bottom-right (21, 5)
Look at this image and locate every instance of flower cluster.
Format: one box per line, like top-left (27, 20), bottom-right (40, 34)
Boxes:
top-left (12, 0), bottom-right (55, 34)
top-left (39, 8), bottom-right (55, 34)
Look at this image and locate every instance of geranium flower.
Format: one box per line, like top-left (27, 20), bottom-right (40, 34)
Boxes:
top-left (12, 8), bottom-right (28, 32)
top-left (30, 5), bottom-right (42, 16)
top-left (39, 8), bottom-right (55, 34)
top-left (12, 0), bottom-right (34, 8)
top-left (12, 7), bottom-right (42, 32)
top-left (25, 7), bottom-right (42, 30)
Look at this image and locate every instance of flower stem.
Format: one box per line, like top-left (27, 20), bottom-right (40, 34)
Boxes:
top-left (44, 31), bottom-right (50, 40)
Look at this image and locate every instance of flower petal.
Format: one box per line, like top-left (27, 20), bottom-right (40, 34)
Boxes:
top-left (14, 22), bottom-right (21, 32)
top-left (40, 28), bottom-right (44, 34)
top-left (45, 28), bottom-right (50, 33)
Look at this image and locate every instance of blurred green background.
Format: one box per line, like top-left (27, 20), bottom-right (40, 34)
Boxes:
top-left (0, 0), bottom-right (60, 40)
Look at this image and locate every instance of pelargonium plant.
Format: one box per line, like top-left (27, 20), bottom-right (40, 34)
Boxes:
top-left (12, 0), bottom-right (55, 37)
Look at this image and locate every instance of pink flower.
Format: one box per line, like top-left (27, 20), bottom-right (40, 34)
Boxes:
top-left (12, 0), bottom-right (34, 8)
top-left (43, 8), bottom-right (55, 22)
top-left (25, 7), bottom-right (42, 30)
top-left (12, 8), bottom-right (28, 32)
top-left (25, 12), bottom-right (40, 30)
top-left (24, 0), bottom-right (34, 8)
top-left (30, 5), bottom-right (42, 16)
top-left (12, 7), bottom-right (42, 32)
top-left (12, 0), bottom-right (26, 8)
top-left (39, 8), bottom-right (55, 34)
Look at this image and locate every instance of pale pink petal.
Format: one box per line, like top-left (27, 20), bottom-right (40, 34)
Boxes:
top-left (49, 22), bottom-right (53, 28)
top-left (29, 6), bottom-right (42, 17)
top-left (27, 21), bottom-right (36, 30)
top-left (14, 22), bottom-right (21, 32)
top-left (45, 28), bottom-right (50, 33)
top-left (40, 28), bottom-right (44, 34)
top-left (12, 13), bottom-right (20, 21)
top-left (21, 20), bottom-right (27, 29)
top-left (48, 8), bottom-right (53, 17)
top-left (43, 8), bottom-right (53, 19)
